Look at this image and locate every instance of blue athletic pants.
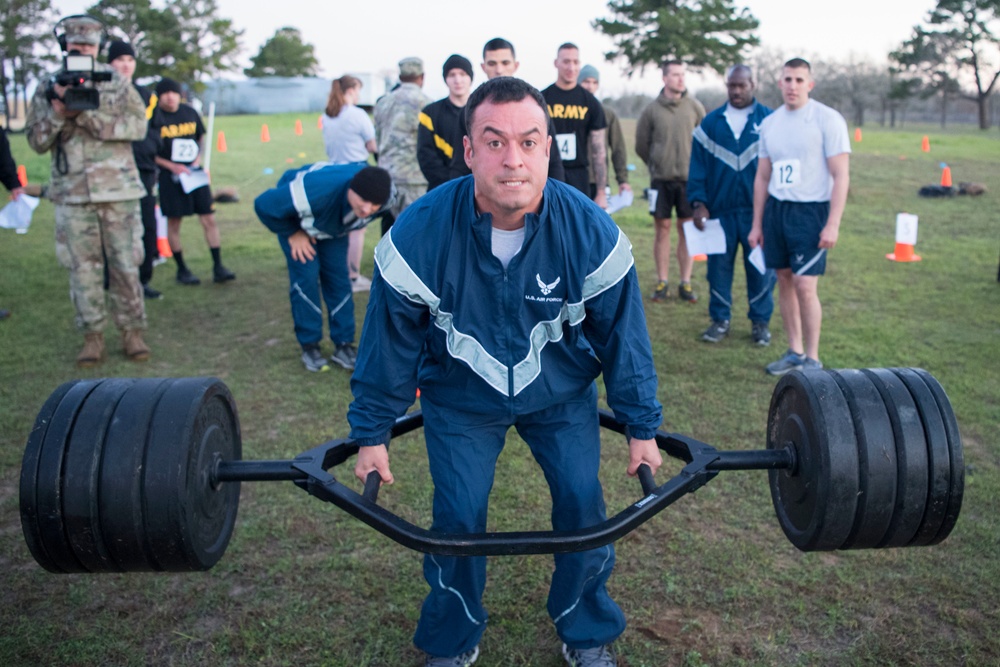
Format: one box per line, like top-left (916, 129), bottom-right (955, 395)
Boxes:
top-left (277, 233), bottom-right (354, 347)
top-left (707, 210), bottom-right (776, 324)
top-left (414, 384), bottom-right (626, 657)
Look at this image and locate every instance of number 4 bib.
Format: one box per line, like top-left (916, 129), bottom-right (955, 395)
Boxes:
top-left (771, 159), bottom-right (801, 190)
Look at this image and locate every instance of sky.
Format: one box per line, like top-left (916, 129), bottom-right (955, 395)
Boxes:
top-left (54, 0), bottom-right (933, 99)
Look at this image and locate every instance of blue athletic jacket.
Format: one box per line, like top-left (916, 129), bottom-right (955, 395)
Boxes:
top-left (254, 161), bottom-right (381, 239)
top-left (348, 176), bottom-right (662, 447)
top-left (687, 101), bottom-right (772, 217)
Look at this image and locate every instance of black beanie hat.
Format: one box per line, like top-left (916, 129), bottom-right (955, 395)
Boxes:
top-left (106, 40), bottom-right (136, 64)
top-left (442, 54), bottom-right (473, 82)
top-left (350, 166), bottom-right (392, 206)
top-left (155, 77), bottom-right (182, 96)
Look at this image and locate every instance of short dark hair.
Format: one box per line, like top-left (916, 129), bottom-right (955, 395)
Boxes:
top-left (483, 37), bottom-right (515, 59)
top-left (784, 57), bottom-right (811, 71)
top-left (400, 72), bottom-right (422, 84)
top-left (725, 64), bottom-right (753, 82)
top-left (465, 76), bottom-right (549, 134)
top-left (661, 59), bottom-right (684, 73)
top-left (557, 42), bottom-right (578, 53)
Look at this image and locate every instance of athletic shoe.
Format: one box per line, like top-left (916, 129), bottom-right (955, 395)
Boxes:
top-left (300, 346), bottom-right (330, 373)
top-left (802, 357), bottom-right (824, 371)
top-left (213, 264), bottom-right (236, 283)
top-left (765, 349), bottom-right (806, 376)
top-left (751, 321), bottom-right (771, 346)
top-left (562, 643), bottom-right (617, 667)
top-left (142, 284), bottom-right (163, 300)
top-left (351, 274), bottom-right (372, 293)
top-left (701, 319), bottom-right (730, 343)
top-left (424, 646), bottom-right (479, 667)
top-left (176, 268), bottom-right (201, 285)
top-left (678, 281), bottom-right (697, 303)
top-left (329, 343), bottom-right (357, 370)
top-left (650, 281), bottom-right (669, 302)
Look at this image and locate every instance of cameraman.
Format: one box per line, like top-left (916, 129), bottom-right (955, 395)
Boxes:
top-left (26, 15), bottom-right (151, 366)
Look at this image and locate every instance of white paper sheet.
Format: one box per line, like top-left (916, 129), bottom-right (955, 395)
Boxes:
top-left (605, 190), bottom-right (634, 215)
top-left (895, 213), bottom-right (918, 245)
top-left (748, 246), bottom-right (767, 274)
top-left (178, 168), bottom-right (210, 194)
top-left (0, 194), bottom-right (40, 231)
top-left (682, 219), bottom-right (726, 256)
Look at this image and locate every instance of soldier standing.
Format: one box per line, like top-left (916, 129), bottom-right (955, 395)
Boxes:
top-left (26, 15), bottom-right (150, 366)
top-left (373, 57), bottom-right (431, 233)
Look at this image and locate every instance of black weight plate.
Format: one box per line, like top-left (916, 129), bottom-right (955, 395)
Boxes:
top-left (912, 369), bottom-right (964, 544)
top-left (891, 368), bottom-right (951, 546)
top-left (143, 377), bottom-right (241, 571)
top-left (99, 378), bottom-right (177, 571)
top-left (26, 379), bottom-right (103, 573)
top-left (768, 370), bottom-right (860, 551)
top-left (830, 370), bottom-right (897, 549)
top-left (861, 369), bottom-right (928, 548)
top-left (20, 380), bottom-right (80, 573)
top-left (62, 378), bottom-right (135, 572)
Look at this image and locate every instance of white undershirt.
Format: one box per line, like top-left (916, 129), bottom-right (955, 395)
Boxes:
top-left (724, 103), bottom-right (753, 140)
top-left (491, 226), bottom-right (525, 269)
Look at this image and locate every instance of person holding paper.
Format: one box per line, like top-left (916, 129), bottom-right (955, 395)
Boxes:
top-left (687, 64), bottom-right (775, 346)
top-left (749, 58), bottom-right (850, 375)
top-left (149, 77), bottom-right (235, 286)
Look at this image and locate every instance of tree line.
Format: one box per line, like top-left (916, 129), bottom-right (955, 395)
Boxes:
top-left (3, 0), bottom-right (998, 129)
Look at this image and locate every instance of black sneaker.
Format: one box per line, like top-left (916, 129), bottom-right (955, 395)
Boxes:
top-left (330, 342), bottom-right (357, 370)
top-left (176, 268), bottom-right (201, 285)
top-left (751, 321), bottom-right (772, 346)
top-left (142, 284), bottom-right (163, 300)
top-left (650, 281), bottom-right (668, 302)
top-left (213, 264), bottom-right (236, 283)
top-left (701, 319), bottom-right (730, 343)
top-left (301, 345), bottom-right (330, 372)
top-left (678, 281), bottom-right (697, 303)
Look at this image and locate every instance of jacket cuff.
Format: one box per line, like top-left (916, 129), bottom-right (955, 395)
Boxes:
top-left (624, 425), bottom-right (658, 442)
top-left (354, 431), bottom-right (392, 448)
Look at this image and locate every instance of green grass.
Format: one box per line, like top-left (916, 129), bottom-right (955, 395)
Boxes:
top-left (2, 115), bottom-right (999, 666)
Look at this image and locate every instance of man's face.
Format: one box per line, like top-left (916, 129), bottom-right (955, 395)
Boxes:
top-left (663, 64), bottom-right (686, 95)
top-left (482, 48), bottom-right (518, 79)
top-left (554, 47), bottom-right (581, 87)
top-left (158, 91), bottom-right (181, 112)
top-left (445, 68), bottom-right (472, 98)
top-left (347, 188), bottom-right (381, 219)
top-left (726, 69), bottom-right (754, 109)
top-left (779, 66), bottom-right (814, 110)
top-left (110, 54), bottom-right (136, 80)
top-left (67, 41), bottom-right (99, 57)
top-left (579, 76), bottom-right (599, 96)
top-left (464, 98), bottom-right (550, 224)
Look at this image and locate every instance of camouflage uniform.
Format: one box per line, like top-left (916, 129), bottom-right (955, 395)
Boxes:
top-left (26, 20), bottom-right (148, 336)
top-left (374, 58), bottom-right (432, 218)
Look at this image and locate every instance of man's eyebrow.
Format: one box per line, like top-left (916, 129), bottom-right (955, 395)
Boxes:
top-left (480, 125), bottom-right (543, 138)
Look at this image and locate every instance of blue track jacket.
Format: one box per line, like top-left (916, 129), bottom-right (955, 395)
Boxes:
top-left (348, 176), bottom-right (662, 447)
top-left (254, 162), bottom-right (382, 239)
top-left (687, 101), bottom-right (772, 216)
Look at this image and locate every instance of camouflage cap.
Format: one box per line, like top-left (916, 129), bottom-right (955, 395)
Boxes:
top-left (61, 16), bottom-right (104, 46)
top-left (398, 57), bottom-right (424, 77)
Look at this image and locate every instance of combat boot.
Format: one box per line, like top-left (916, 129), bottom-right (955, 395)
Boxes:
top-left (123, 329), bottom-right (151, 362)
top-left (76, 332), bottom-right (105, 368)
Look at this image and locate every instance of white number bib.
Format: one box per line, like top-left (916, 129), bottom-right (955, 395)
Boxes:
top-left (556, 133), bottom-right (577, 162)
top-left (171, 138), bottom-right (199, 163)
top-left (771, 159), bottom-right (801, 190)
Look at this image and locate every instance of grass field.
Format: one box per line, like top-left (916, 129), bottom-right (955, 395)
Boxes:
top-left (1, 112), bottom-right (999, 667)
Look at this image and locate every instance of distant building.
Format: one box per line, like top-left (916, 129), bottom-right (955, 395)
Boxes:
top-left (200, 75), bottom-right (387, 115)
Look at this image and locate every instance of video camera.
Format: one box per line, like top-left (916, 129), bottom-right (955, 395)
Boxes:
top-left (45, 51), bottom-right (112, 112)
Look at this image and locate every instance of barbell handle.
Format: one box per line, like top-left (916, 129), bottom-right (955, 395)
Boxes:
top-left (363, 470), bottom-right (382, 503)
top-left (637, 463), bottom-right (656, 496)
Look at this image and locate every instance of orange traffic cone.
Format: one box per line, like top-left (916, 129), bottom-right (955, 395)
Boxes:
top-left (261, 124), bottom-right (270, 143)
top-left (155, 205), bottom-right (173, 258)
top-left (886, 213), bottom-right (921, 263)
top-left (693, 254), bottom-right (708, 262)
top-left (854, 127), bottom-right (862, 142)
top-left (921, 135), bottom-right (930, 152)
top-left (16, 165), bottom-right (27, 187)
top-left (317, 115), bottom-right (323, 130)
top-left (941, 165), bottom-right (952, 187)
top-left (216, 131), bottom-right (227, 153)
top-left (294, 119), bottom-right (303, 136)
top-left (157, 236), bottom-right (173, 259)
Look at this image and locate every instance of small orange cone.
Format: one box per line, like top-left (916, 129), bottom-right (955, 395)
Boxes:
top-left (941, 165), bottom-right (952, 187)
top-left (693, 254), bottom-right (708, 262)
top-left (16, 165), bottom-right (27, 186)
top-left (921, 135), bottom-right (930, 152)
top-left (261, 124), bottom-right (270, 143)
top-left (317, 115), bottom-right (323, 129)
top-left (886, 213), bottom-right (921, 263)
top-left (157, 236), bottom-right (173, 259)
top-left (294, 119), bottom-right (303, 136)
top-left (216, 131), bottom-right (227, 153)
top-left (854, 127), bottom-right (862, 142)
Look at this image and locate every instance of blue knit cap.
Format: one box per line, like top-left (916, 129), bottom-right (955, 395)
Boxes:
top-left (578, 64), bottom-right (600, 84)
